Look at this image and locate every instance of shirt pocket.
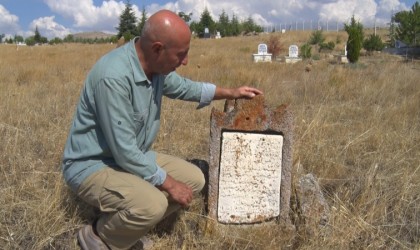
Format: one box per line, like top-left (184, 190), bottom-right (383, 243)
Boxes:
top-left (133, 110), bottom-right (147, 135)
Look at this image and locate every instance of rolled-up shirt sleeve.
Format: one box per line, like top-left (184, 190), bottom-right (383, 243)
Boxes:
top-left (197, 83), bottom-right (216, 109)
top-left (163, 72), bottom-right (216, 109)
top-left (94, 77), bottom-right (166, 185)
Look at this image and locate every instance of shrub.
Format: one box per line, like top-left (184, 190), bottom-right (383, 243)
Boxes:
top-left (363, 34), bottom-right (385, 52)
top-left (266, 34), bottom-right (283, 59)
top-left (309, 30), bottom-right (325, 45)
top-left (345, 16), bottom-right (364, 63)
top-left (319, 41), bottom-right (335, 52)
top-left (301, 43), bottom-right (312, 59)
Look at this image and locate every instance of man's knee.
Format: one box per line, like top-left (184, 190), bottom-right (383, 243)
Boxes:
top-left (190, 165), bottom-right (206, 194)
top-left (125, 191), bottom-right (168, 226)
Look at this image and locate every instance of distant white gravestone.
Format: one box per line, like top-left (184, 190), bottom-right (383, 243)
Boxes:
top-left (204, 27), bottom-right (210, 39)
top-left (285, 44), bottom-right (302, 64)
top-left (289, 45), bottom-right (299, 58)
top-left (258, 44), bottom-right (268, 54)
top-left (253, 43), bottom-right (272, 62)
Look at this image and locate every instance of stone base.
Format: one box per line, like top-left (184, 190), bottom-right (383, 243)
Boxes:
top-left (253, 54), bottom-right (272, 62)
top-left (285, 57), bottom-right (302, 64)
top-left (336, 55), bottom-right (348, 64)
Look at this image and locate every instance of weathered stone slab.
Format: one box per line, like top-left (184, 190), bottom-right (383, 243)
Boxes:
top-left (218, 132), bottom-right (283, 223)
top-left (209, 95), bottom-right (293, 226)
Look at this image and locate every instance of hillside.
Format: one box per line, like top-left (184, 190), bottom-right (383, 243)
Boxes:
top-left (71, 31), bottom-right (115, 39)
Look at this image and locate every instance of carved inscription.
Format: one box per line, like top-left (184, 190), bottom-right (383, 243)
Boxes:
top-left (217, 132), bottom-right (283, 223)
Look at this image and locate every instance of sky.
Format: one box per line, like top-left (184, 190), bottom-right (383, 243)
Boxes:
top-left (0, 0), bottom-right (418, 39)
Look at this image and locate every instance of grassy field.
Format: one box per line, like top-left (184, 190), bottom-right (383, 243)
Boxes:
top-left (0, 31), bottom-right (419, 249)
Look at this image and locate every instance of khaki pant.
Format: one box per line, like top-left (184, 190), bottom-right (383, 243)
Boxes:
top-left (77, 153), bottom-right (205, 250)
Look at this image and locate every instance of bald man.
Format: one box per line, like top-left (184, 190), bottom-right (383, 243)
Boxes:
top-left (62, 10), bottom-right (262, 250)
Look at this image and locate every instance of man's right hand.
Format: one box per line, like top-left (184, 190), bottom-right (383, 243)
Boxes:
top-left (157, 175), bottom-right (192, 207)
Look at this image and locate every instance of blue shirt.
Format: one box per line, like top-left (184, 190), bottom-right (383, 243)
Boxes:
top-left (62, 38), bottom-right (215, 192)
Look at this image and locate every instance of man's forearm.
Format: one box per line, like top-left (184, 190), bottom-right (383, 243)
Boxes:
top-left (213, 86), bottom-right (263, 100)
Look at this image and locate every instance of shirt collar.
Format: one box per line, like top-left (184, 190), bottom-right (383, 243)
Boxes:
top-left (128, 37), bottom-right (150, 84)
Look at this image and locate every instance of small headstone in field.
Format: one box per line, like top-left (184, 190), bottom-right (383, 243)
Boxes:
top-left (289, 45), bottom-right (299, 58)
top-left (204, 27), bottom-right (210, 39)
top-left (253, 43), bottom-right (272, 62)
top-left (285, 44), bottom-right (302, 64)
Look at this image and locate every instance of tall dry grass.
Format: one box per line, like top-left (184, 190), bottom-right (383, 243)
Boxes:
top-left (0, 31), bottom-right (418, 249)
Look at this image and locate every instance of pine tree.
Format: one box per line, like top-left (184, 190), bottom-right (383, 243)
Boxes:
top-left (230, 14), bottom-right (240, 36)
top-left (344, 16), bottom-right (364, 63)
top-left (116, 0), bottom-right (137, 40)
top-left (198, 7), bottom-right (215, 37)
top-left (137, 6), bottom-right (147, 35)
top-left (217, 10), bottom-right (230, 37)
top-left (34, 26), bottom-right (41, 43)
top-left (393, 2), bottom-right (420, 46)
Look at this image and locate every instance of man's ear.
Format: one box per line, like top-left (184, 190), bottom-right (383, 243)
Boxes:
top-left (151, 42), bottom-right (164, 54)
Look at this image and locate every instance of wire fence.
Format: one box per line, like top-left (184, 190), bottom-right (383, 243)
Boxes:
top-left (262, 20), bottom-right (388, 33)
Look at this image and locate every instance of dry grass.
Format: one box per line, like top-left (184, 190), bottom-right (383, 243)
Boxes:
top-left (0, 31), bottom-right (419, 249)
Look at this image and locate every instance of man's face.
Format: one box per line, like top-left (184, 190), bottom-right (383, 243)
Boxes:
top-left (160, 45), bottom-right (189, 74)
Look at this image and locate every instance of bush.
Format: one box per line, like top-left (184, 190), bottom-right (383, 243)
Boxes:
top-left (345, 16), bottom-right (364, 63)
top-left (309, 30), bottom-right (325, 45)
top-left (266, 34), bottom-right (283, 59)
top-left (301, 43), bottom-right (312, 59)
top-left (319, 41), bottom-right (335, 52)
top-left (363, 34), bottom-right (385, 52)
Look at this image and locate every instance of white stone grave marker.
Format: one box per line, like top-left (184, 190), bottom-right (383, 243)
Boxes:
top-left (217, 132), bottom-right (283, 223)
top-left (253, 43), bottom-right (272, 62)
top-left (289, 45), bottom-right (299, 58)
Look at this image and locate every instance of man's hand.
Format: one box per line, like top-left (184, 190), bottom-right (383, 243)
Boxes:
top-left (214, 86), bottom-right (263, 100)
top-left (157, 175), bottom-right (192, 207)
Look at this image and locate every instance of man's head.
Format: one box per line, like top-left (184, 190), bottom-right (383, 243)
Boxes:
top-left (138, 10), bottom-right (191, 76)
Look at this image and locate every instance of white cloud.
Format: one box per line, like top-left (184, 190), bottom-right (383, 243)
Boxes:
top-left (319, 0), bottom-right (377, 23)
top-left (29, 16), bottom-right (71, 39)
top-left (43, 0), bottom-right (135, 33)
top-left (0, 4), bottom-right (21, 37)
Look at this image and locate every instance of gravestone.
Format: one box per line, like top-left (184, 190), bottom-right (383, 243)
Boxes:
top-left (289, 45), bottom-right (298, 58)
top-left (285, 44), bottom-right (302, 64)
top-left (208, 95), bottom-right (293, 227)
top-left (204, 27), bottom-right (210, 39)
top-left (253, 43), bottom-right (272, 62)
top-left (336, 45), bottom-right (349, 64)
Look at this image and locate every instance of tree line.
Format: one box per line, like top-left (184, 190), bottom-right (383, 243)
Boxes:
top-left (116, 1), bottom-right (263, 41)
top-left (0, 1), bottom-right (418, 47)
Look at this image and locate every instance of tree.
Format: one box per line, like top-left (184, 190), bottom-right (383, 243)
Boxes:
top-left (242, 16), bottom-right (256, 34)
top-left (230, 14), bottom-right (240, 36)
top-left (363, 34), bottom-right (385, 52)
top-left (217, 10), bottom-right (230, 37)
top-left (0, 34), bottom-right (4, 43)
top-left (198, 7), bottom-right (215, 37)
top-left (344, 16), bottom-right (364, 63)
top-left (14, 35), bottom-right (24, 43)
top-left (178, 12), bottom-right (193, 23)
top-left (116, 0), bottom-right (137, 40)
top-left (25, 37), bottom-right (36, 46)
top-left (393, 2), bottom-right (420, 46)
top-left (137, 6), bottom-right (147, 35)
top-left (34, 26), bottom-right (41, 43)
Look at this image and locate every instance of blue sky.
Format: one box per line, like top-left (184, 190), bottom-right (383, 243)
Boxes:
top-left (0, 0), bottom-right (417, 39)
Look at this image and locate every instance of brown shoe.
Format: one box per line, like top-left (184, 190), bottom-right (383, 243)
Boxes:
top-left (77, 224), bottom-right (110, 250)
